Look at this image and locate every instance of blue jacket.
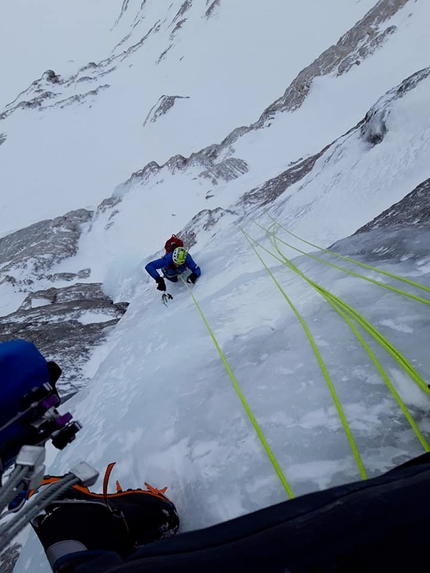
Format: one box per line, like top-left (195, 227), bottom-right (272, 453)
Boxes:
top-left (145, 251), bottom-right (201, 281)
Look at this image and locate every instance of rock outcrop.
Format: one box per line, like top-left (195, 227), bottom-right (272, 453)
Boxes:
top-left (0, 208), bottom-right (130, 396)
top-left (356, 177), bottom-right (430, 233)
top-left (0, 283), bottom-right (128, 396)
top-left (115, 0), bottom-right (409, 198)
top-left (361, 67), bottom-right (430, 146)
top-left (143, 95), bottom-right (190, 126)
top-left (0, 209), bottom-right (93, 287)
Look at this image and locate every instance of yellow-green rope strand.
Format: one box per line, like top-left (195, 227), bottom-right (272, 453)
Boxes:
top-left (244, 226), bottom-right (430, 451)
top-left (336, 297), bottom-right (430, 394)
top-left (265, 212), bottom-right (430, 296)
top-left (264, 226), bottom-right (430, 397)
top-left (240, 228), bottom-right (368, 480)
top-left (179, 276), bottom-right (294, 498)
top-left (323, 298), bottom-right (429, 452)
top-left (253, 219), bottom-right (430, 307)
top-left (253, 220), bottom-right (428, 394)
top-left (276, 231), bottom-right (430, 306)
top-left (267, 230), bottom-right (430, 452)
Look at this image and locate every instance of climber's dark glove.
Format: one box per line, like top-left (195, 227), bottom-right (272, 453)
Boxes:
top-left (155, 277), bottom-right (166, 291)
top-left (186, 273), bottom-right (198, 284)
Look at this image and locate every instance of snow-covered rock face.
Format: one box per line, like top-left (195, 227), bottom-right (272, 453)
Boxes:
top-left (0, 283), bottom-right (128, 395)
top-left (1, 0), bottom-right (404, 233)
top-left (357, 178), bottom-right (430, 232)
top-left (0, 208), bottom-right (129, 395)
top-left (91, 58), bottom-right (430, 279)
top-left (361, 67), bottom-right (430, 146)
top-left (73, 0), bottom-right (422, 221)
top-left (238, 65), bottom-right (430, 212)
top-left (0, 542), bottom-right (19, 573)
top-left (259, 0), bottom-right (410, 121)
top-left (3, 1), bottom-right (430, 570)
top-left (2, 0), bottom-right (428, 409)
top-left (0, 209), bottom-right (92, 280)
top-left (143, 95), bottom-right (190, 126)
top-left (0, 208), bottom-right (96, 321)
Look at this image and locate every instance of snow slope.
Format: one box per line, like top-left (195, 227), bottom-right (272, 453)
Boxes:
top-left (4, 0), bottom-right (430, 570)
top-left (16, 63), bottom-right (430, 571)
top-left (0, 0), bottom-right (119, 109)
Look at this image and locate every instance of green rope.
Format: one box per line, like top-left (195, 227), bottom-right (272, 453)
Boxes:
top-left (240, 228), bottom-right (368, 479)
top-left (267, 229), bottom-right (430, 452)
top-left (265, 212), bottom-right (430, 296)
top-left (260, 223), bottom-right (430, 396)
top-left (336, 297), bottom-right (430, 395)
top-left (253, 220), bottom-right (430, 396)
top-left (254, 218), bottom-right (430, 307)
top-left (179, 276), bottom-right (294, 498)
top-left (275, 230), bottom-right (430, 306)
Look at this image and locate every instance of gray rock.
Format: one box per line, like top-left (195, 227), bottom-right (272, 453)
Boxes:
top-left (118, 0), bottom-right (408, 197)
top-left (116, 143), bottom-right (244, 196)
top-left (77, 268), bottom-right (91, 279)
top-left (205, 0), bottom-right (221, 19)
top-left (180, 207), bottom-right (236, 243)
top-left (0, 206), bottom-right (129, 398)
top-left (240, 146), bottom-right (329, 207)
top-left (239, 66), bottom-right (430, 209)
top-left (0, 283), bottom-right (129, 395)
top-left (156, 44), bottom-right (174, 64)
top-left (143, 95), bottom-right (190, 126)
top-left (113, 0), bottom-right (131, 27)
top-left (332, 225), bottom-right (430, 267)
top-left (360, 67), bottom-right (430, 146)
top-left (42, 70), bottom-right (61, 84)
top-left (0, 91), bottom-right (56, 121)
top-left (0, 543), bottom-right (20, 573)
top-left (170, 18), bottom-right (187, 40)
top-left (172, 0), bottom-right (192, 23)
top-left (258, 0), bottom-right (409, 121)
top-left (0, 209), bottom-right (93, 286)
top-left (355, 178), bottom-right (430, 233)
top-left (199, 158), bottom-right (248, 186)
top-left (50, 272), bottom-right (78, 282)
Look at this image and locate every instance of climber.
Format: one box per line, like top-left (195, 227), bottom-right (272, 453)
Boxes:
top-left (145, 246), bottom-right (201, 292)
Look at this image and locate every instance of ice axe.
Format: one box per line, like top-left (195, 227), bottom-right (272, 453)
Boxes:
top-left (162, 293), bottom-right (173, 306)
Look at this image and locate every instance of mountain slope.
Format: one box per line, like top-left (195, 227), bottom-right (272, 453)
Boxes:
top-left (15, 63), bottom-right (430, 573)
top-left (0, 0), bottom-right (384, 234)
top-left (3, 0), bottom-right (430, 570)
